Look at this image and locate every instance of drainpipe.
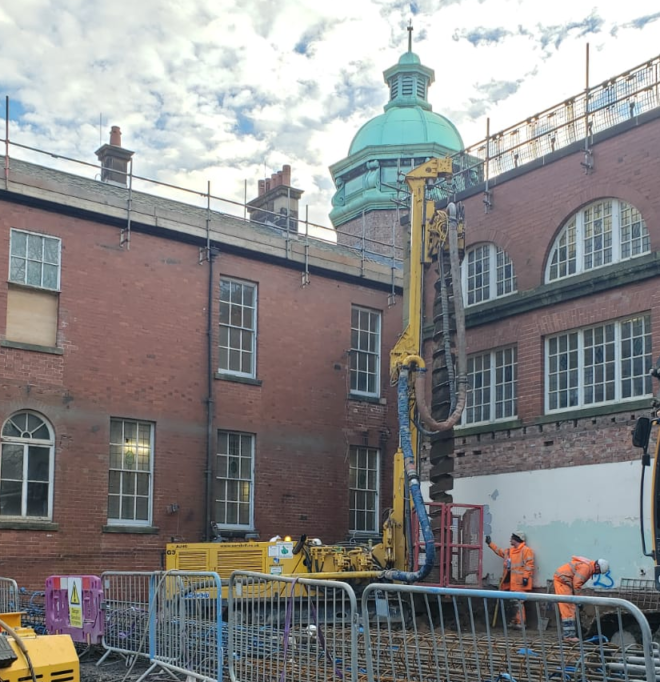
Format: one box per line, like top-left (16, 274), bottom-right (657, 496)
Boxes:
top-left (204, 248), bottom-right (219, 541)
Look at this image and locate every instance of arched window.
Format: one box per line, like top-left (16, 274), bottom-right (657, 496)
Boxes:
top-left (462, 243), bottom-right (517, 306)
top-left (547, 199), bottom-right (650, 282)
top-left (0, 411), bottom-right (54, 519)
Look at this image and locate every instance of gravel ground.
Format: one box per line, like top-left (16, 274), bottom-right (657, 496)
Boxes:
top-left (79, 648), bottom-right (167, 682)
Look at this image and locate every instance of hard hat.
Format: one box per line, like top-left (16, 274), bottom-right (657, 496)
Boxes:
top-left (511, 531), bottom-right (526, 543)
top-left (596, 558), bottom-right (609, 574)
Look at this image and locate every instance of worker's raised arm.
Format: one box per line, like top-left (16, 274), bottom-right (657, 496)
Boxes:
top-left (488, 541), bottom-right (506, 559)
top-left (522, 547), bottom-right (535, 581)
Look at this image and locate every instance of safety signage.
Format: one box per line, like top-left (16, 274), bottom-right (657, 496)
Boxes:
top-left (268, 541), bottom-right (294, 558)
top-left (67, 577), bottom-right (83, 628)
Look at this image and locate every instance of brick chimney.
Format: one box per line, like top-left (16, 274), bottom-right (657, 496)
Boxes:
top-left (95, 126), bottom-right (134, 186)
top-left (247, 164), bottom-right (304, 233)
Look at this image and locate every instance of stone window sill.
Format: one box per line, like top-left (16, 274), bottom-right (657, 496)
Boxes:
top-left (214, 372), bottom-right (262, 386)
top-left (103, 525), bottom-right (160, 534)
top-left (1, 340), bottom-right (63, 355)
top-left (348, 393), bottom-right (386, 405)
top-left (0, 520), bottom-right (59, 531)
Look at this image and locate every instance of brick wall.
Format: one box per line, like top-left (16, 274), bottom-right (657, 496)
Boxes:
top-left (447, 115), bottom-right (660, 480)
top-left (0, 200), bottom-right (400, 586)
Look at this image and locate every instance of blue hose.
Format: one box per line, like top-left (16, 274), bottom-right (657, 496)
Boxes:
top-left (382, 366), bottom-right (436, 582)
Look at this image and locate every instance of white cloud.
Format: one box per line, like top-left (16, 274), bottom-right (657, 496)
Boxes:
top-left (0, 0), bottom-right (659, 225)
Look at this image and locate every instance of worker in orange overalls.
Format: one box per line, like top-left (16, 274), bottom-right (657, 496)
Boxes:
top-left (553, 556), bottom-right (610, 639)
top-left (486, 531), bottom-right (535, 628)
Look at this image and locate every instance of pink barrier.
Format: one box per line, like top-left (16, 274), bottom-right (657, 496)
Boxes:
top-left (45, 575), bottom-right (104, 644)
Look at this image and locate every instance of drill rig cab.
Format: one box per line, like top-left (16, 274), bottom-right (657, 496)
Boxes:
top-left (166, 158), bottom-right (478, 593)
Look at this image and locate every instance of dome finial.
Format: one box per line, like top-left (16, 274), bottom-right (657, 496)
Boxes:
top-left (407, 20), bottom-right (413, 52)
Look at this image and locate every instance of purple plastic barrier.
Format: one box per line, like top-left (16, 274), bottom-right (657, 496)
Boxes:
top-left (45, 575), bottom-right (104, 644)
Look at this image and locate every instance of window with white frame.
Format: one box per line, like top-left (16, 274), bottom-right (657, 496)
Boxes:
top-left (0, 412), bottom-right (54, 519)
top-left (349, 446), bottom-right (379, 534)
top-left (350, 306), bottom-right (381, 396)
top-left (9, 229), bottom-right (61, 290)
top-left (108, 419), bottom-right (153, 525)
top-left (215, 431), bottom-right (254, 529)
top-left (219, 279), bottom-right (257, 377)
top-left (463, 243), bottom-right (517, 306)
top-left (547, 199), bottom-right (650, 282)
top-left (463, 347), bottom-right (517, 425)
top-left (546, 314), bottom-right (652, 412)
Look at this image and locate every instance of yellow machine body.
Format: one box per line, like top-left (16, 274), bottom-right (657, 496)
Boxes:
top-left (0, 614), bottom-right (79, 682)
top-left (166, 539), bottom-right (380, 597)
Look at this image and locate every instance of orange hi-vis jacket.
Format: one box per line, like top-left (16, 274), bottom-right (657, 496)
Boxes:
top-left (488, 540), bottom-right (535, 591)
top-left (554, 556), bottom-right (596, 591)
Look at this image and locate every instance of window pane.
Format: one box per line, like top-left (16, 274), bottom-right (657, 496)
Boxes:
top-left (26, 260), bottom-right (42, 286)
top-left (1, 444), bottom-right (24, 479)
top-left (135, 497), bottom-right (149, 521)
top-left (11, 230), bottom-right (27, 258)
top-left (121, 496), bottom-right (134, 520)
top-left (28, 447), bottom-right (50, 481)
top-left (136, 473), bottom-right (149, 496)
top-left (10, 257), bottom-right (25, 283)
top-left (123, 472), bottom-right (136, 495)
top-left (27, 482), bottom-right (48, 516)
top-left (42, 264), bottom-right (58, 289)
top-left (0, 481), bottom-right (22, 515)
top-left (27, 234), bottom-right (43, 260)
top-left (108, 495), bottom-right (120, 519)
top-left (109, 471), bottom-right (121, 494)
top-left (43, 238), bottom-right (60, 265)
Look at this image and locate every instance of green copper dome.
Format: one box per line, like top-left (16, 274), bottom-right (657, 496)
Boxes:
top-left (329, 38), bottom-right (465, 228)
top-left (349, 106), bottom-right (463, 155)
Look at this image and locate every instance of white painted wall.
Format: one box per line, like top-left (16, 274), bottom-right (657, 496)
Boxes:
top-left (422, 460), bottom-right (655, 588)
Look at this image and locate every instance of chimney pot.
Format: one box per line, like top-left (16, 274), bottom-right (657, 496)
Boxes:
top-left (109, 126), bottom-right (122, 147)
top-left (282, 165), bottom-right (291, 186)
top-left (258, 179), bottom-right (265, 197)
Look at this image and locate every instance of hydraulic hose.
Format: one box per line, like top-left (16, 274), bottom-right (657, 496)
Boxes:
top-left (414, 202), bottom-right (467, 432)
top-left (382, 366), bottom-right (435, 582)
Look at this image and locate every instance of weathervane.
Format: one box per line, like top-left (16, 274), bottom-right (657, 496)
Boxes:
top-left (407, 20), bottom-right (413, 52)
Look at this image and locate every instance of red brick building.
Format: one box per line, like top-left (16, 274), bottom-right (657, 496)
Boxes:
top-left (447, 58), bottom-right (660, 584)
top-left (0, 138), bottom-right (402, 586)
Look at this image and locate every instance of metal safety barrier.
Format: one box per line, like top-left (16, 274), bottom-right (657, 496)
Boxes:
top-left (141, 571), bottom-right (223, 682)
top-left (98, 570), bottom-right (155, 665)
top-left (18, 588), bottom-right (46, 634)
top-left (228, 571), bottom-right (359, 682)
top-left (361, 583), bottom-right (658, 682)
top-left (0, 577), bottom-right (18, 613)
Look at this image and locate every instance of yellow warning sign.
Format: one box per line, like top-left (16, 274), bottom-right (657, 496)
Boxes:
top-left (68, 577), bottom-right (83, 629)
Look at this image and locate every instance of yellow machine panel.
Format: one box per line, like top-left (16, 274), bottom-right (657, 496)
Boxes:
top-left (0, 619), bottom-right (79, 682)
top-left (167, 540), bottom-right (304, 578)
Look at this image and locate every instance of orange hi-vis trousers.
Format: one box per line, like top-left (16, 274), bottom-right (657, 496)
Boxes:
top-left (553, 577), bottom-right (576, 620)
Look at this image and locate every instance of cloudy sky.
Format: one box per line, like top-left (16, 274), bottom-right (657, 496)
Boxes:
top-left (0, 0), bottom-right (659, 227)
